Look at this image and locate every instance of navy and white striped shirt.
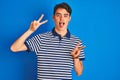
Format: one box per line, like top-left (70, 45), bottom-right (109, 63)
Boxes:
top-left (25, 28), bottom-right (85, 80)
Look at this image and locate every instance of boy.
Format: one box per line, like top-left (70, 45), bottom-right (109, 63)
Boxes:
top-left (11, 2), bottom-right (85, 80)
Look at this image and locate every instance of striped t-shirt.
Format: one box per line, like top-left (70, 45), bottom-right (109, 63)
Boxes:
top-left (25, 28), bottom-right (85, 80)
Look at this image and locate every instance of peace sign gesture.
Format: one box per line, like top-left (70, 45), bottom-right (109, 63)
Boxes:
top-left (29, 14), bottom-right (48, 32)
top-left (71, 41), bottom-right (85, 59)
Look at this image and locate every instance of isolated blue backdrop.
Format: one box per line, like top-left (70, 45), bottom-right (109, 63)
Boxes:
top-left (0, 0), bottom-right (120, 80)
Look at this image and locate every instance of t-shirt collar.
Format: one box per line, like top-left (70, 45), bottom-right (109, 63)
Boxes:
top-left (52, 28), bottom-right (71, 40)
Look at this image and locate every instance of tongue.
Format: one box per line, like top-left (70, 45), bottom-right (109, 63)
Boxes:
top-left (60, 23), bottom-right (64, 27)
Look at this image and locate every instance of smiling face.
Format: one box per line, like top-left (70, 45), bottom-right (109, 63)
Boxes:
top-left (53, 8), bottom-right (71, 32)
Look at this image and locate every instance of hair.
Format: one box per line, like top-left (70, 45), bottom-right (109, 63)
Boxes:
top-left (53, 2), bottom-right (72, 16)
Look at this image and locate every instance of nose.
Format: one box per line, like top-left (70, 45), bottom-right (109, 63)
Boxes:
top-left (60, 15), bottom-right (64, 20)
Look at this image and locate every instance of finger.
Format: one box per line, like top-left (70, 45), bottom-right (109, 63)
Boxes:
top-left (33, 20), bottom-right (39, 26)
top-left (71, 47), bottom-right (78, 56)
top-left (78, 45), bottom-right (86, 50)
top-left (75, 50), bottom-right (80, 58)
top-left (71, 41), bottom-right (82, 55)
top-left (71, 49), bottom-right (80, 59)
top-left (71, 42), bottom-right (80, 54)
top-left (40, 20), bottom-right (48, 25)
top-left (38, 14), bottom-right (44, 22)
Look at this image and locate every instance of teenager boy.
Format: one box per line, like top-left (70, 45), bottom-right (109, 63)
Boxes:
top-left (11, 2), bottom-right (85, 80)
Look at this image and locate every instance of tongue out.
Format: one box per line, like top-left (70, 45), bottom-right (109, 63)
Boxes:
top-left (59, 22), bottom-right (64, 28)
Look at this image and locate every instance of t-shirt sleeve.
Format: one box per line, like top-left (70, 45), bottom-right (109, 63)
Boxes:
top-left (25, 35), bottom-right (41, 52)
top-left (79, 40), bottom-right (85, 61)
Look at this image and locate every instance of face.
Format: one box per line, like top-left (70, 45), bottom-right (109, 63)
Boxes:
top-left (53, 8), bottom-right (71, 31)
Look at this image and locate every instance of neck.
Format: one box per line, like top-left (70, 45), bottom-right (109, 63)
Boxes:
top-left (55, 28), bottom-right (67, 37)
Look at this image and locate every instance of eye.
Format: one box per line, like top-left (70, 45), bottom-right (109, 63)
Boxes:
top-left (64, 15), bottom-right (68, 17)
top-left (64, 14), bottom-right (69, 18)
top-left (56, 14), bottom-right (61, 17)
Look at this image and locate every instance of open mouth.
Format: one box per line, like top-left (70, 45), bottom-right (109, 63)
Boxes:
top-left (59, 22), bottom-right (65, 27)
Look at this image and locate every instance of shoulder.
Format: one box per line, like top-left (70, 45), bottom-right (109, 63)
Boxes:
top-left (35, 31), bottom-right (52, 38)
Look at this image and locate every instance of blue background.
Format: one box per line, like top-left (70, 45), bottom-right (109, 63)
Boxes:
top-left (0, 0), bottom-right (120, 80)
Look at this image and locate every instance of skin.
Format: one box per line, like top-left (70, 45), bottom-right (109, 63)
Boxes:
top-left (52, 8), bottom-right (71, 37)
top-left (11, 8), bottom-right (85, 76)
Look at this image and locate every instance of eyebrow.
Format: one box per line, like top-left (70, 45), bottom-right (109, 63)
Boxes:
top-left (55, 13), bottom-right (69, 15)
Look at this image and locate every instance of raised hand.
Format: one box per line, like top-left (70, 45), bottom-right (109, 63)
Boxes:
top-left (29, 14), bottom-right (48, 32)
top-left (71, 42), bottom-right (85, 59)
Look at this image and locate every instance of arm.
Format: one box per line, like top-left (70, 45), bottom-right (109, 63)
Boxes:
top-left (73, 58), bottom-right (83, 76)
top-left (10, 29), bottom-right (33, 52)
top-left (10, 14), bottom-right (48, 52)
top-left (71, 42), bottom-right (85, 76)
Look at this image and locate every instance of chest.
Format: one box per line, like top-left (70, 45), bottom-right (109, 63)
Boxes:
top-left (39, 37), bottom-right (76, 53)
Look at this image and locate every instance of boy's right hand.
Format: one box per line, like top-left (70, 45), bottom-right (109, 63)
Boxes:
top-left (29, 14), bottom-right (48, 32)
